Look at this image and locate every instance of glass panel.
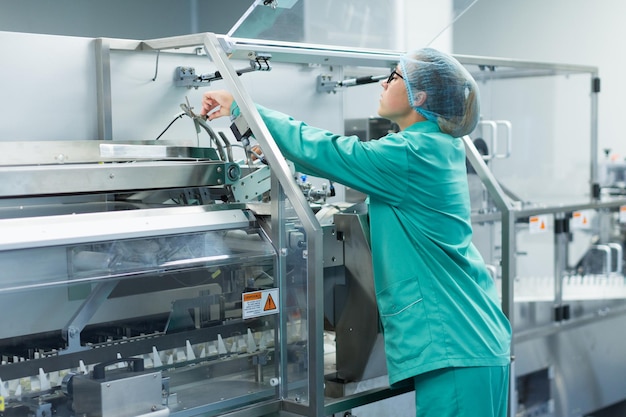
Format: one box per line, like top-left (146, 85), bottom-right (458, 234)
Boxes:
top-left (466, 68), bottom-right (592, 206)
top-left (229, 0), bottom-right (304, 43)
top-left (229, 0), bottom-right (481, 49)
top-left (462, 58), bottom-right (622, 339)
top-left (0, 229), bottom-right (275, 292)
top-left (0, 220), bottom-right (280, 416)
top-left (278, 195), bottom-right (311, 405)
top-left (68, 229), bottom-right (275, 281)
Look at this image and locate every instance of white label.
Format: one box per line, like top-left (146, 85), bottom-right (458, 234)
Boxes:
top-left (571, 210), bottom-right (592, 229)
top-left (242, 288), bottom-right (279, 319)
top-left (529, 215), bottom-right (548, 234)
top-left (620, 206), bottom-right (626, 223)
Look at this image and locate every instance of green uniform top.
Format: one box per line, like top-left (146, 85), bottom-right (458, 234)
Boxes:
top-left (239, 103), bottom-right (511, 386)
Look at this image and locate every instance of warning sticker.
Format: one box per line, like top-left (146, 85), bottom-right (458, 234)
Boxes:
top-left (529, 215), bottom-right (548, 234)
top-left (571, 210), bottom-right (592, 229)
top-left (242, 288), bottom-right (279, 319)
top-left (620, 205), bottom-right (626, 224)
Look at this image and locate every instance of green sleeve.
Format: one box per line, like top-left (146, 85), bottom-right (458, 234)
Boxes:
top-left (233, 103), bottom-right (409, 204)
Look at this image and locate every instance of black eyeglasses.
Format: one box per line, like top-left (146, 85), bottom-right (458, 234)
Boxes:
top-left (386, 70), bottom-right (404, 84)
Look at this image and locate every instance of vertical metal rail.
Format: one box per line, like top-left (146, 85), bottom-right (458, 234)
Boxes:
top-left (463, 135), bottom-right (516, 417)
top-left (463, 135), bottom-right (514, 315)
top-left (271, 175), bottom-right (289, 402)
top-left (95, 38), bottom-right (113, 140)
top-left (590, 71), bottom-right (600, 200)
top-left (554, 212), bottom-right (568, 320)
top-left (501, 210), bottom-right (517, 417)
top-left (202, 33), bottom-right (325, 416)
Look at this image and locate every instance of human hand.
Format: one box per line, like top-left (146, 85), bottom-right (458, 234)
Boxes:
top-left (200, 90), bottom-right (235, 121)
top-left (249, 144), bottom-right (264, 161)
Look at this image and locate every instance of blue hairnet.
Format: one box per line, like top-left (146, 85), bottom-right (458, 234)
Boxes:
top-left (399, 48), bottom-right (480, 138)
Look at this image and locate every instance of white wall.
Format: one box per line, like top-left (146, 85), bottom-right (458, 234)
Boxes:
top-left (0, 31), bottom-right (99, 141)
top-left (342, 0), bottom-right (454, 122)
top-left (400, 0), bottom-right (454, 52)
top-left (453, 0), bottom-right (624, 161)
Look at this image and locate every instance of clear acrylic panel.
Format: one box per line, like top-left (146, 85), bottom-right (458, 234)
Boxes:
top-left (229, 0), bottom-right (481, 49)
top-left (467, 70), bottom-right (592, 206)
top-left (0, 228), bottom-right (275, 293)
top-left (0, 222), bottom-right (281, 415)
top-left (277, 194), bottom-right (312, 405)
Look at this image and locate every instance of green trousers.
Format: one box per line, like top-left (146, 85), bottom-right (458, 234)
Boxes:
top-left (413, 366), bottom-right (509, 417)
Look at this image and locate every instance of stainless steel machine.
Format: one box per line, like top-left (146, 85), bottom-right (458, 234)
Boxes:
top-left (1, 2), bottom-right (626, 417)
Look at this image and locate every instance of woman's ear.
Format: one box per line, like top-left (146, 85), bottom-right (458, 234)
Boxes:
top-left (413, 91), bottom-right (427, 107)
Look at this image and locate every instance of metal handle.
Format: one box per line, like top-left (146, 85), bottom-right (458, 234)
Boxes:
top-left (477, 120), bottom-right (512, 160)
top-left (92, 357), bottom-right (144, 380)
top-left (590, 244), bottom-right (611, 275)
top-left (494, 120), bottom-right (512, 159)
top-left (477, 120), bottom-right (497, 161)
top-left (607, 243), bottom-right (623, 274)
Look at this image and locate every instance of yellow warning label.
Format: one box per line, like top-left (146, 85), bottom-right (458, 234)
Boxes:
top-left (264, 294), bottom-right (277, 311)
top-left (242, 288), bottom-right (279, 319)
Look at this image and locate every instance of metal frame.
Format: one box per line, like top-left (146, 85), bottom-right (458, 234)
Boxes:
top-left (94, 33), bottom-right (621, 417)
top-left (100, 33), bottom-right (325, 416)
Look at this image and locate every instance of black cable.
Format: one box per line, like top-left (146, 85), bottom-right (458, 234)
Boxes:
top-left (155, 113), bottom-right (184, 140)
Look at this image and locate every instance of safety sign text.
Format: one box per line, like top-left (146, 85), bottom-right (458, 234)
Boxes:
top-left (242, 288), bottom-right (279, 319)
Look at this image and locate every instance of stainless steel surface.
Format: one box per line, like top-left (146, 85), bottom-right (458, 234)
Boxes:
top-left (0, 160), bottom-right (240, 197)
top-left (515, 308), bottom-right (626, 417)
top-left (332, 213), bottom-right (384, 382)
top-left (98, 143), bottom-right (212, 159)
top-left (0, 140), bottom-right (195, 165)
top-left (231, 165), bottom-right (272, 203)
top-left (71, 369), bottom-right (164, 417)
top-left (96, 38), bottom-right (113, 141)
top-left (0, 206), bottom-right (250, 250)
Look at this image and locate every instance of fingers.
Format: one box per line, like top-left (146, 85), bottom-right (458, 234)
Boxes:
top-left (199, 95), bottom-right (219, 116)
top-left (200, 90), bottom-right (234, 120)
top-left (206, 106), bottom-right (230, 121)
top-left (249, 144), bottom-right (263, 160)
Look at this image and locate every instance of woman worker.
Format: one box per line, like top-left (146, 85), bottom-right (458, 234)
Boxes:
top-left (201, 47), bottom-right (512, 417)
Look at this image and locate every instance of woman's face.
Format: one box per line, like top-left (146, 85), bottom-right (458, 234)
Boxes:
top-left (378, 66), bottom-right (414, 126)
